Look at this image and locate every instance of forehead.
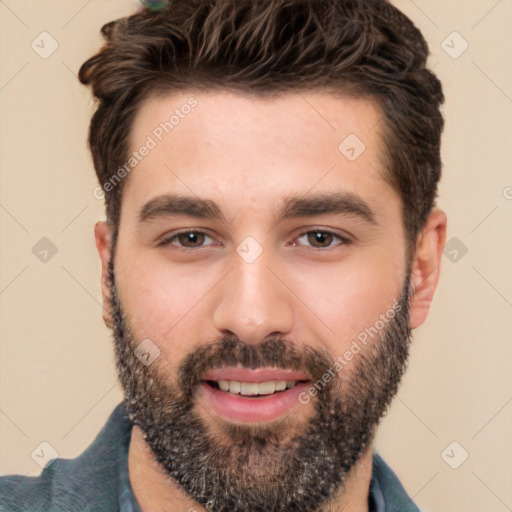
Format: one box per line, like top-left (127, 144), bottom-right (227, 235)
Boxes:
top-left (123, 90), bottom-right (397, 218)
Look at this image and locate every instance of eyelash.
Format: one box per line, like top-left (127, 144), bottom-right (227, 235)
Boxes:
top-left (158, 229), bottom-right (217, 249)
top-left (158, 228), bottom-right (352, 250)
top-left (294, 230), bottom-right (352, 249)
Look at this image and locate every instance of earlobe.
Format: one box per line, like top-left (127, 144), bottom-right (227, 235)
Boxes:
top-left (94, 221), bottom-right (114, 329)
top-left (408, 209), bottom-right (447, 329)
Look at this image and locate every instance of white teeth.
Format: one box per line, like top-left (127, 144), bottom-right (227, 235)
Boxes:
top-left (218, 380), bottom-right (229, 391)
top-left (275, 381), bottom-right (287, 391)
top-left (228, 380), bottom-right (241, 394)
top-left (258, 381), bottom-right (276, 394)
top-left (240, 382), bottom-right (259, 395)
top-left (214, 380), bottom-right (300, 396)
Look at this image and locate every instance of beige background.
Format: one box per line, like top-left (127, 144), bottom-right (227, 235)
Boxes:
top-left (1, 1), bottom-right (511, 511)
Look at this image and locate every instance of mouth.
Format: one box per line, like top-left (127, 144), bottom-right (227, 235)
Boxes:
top-left (199, 368), bottom-right (311, 423)
top-left (204, 379), bottom-right (306, 397)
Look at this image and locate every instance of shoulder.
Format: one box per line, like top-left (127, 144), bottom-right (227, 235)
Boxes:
top-left (0, 404), bottom-right (131, 512)
top-left (0, 472), bottom-right (53, 512)
top-left (371, 451), bottom-right (421, 512)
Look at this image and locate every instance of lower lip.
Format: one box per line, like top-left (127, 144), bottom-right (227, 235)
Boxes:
top-left (199, 381), bottom-right (310, 423)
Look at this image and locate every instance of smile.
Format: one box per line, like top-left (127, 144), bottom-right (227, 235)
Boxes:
top-left (206, 379), bottom-right (302, 397)
top-left (199, 368), bottom-right (311, 423)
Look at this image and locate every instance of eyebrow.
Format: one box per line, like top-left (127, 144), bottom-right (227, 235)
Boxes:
top-left (138, 195), bottom-right (226, 223)
top-left (137, 192), bottom-right (377, 226)
top-left (279, 192), bottom-right (377, 225)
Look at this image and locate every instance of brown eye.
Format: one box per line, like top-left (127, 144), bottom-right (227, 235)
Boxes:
top-left (159, 230), bottom-right (215, 248)
top-left (175, 231), bottom-right (206, 247)
top-left (294, 230), bottom-right (349, 249)
top-left (307, 231), bottom-right (334, 248)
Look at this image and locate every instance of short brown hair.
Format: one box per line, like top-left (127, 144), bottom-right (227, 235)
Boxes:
top-left (79, 0), bottom-right (444, 251)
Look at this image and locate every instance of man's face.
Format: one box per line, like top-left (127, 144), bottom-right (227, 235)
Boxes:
top-left (106, 91), bottom-right (414, 510)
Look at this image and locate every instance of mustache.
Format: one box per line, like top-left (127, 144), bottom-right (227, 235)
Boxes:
top-left (177, 334), bottom-right (335, 397)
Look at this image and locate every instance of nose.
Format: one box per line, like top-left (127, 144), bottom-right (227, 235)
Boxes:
top-left (212, 251), bottom-right (295, 345)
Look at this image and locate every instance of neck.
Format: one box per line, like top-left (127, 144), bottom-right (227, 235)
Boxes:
top-left (128, 424), bottom-right (373, 512)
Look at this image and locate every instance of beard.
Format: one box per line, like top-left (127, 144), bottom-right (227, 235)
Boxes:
top-left (109, 260), bottom-right (413, 512)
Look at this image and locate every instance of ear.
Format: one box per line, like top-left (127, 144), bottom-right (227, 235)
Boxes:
top-left (409, 209), bottom-right (447, 329)
top-left (94, 221), bottom-right (114, 328)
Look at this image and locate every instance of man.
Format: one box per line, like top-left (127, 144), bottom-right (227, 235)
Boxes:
top-left (0, 0), bottom-right (447, 510)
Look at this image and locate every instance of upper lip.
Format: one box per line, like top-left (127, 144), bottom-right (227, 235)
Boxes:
top-left (202, 367), bottom-right (309, 383)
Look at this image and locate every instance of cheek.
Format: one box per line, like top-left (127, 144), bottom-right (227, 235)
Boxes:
top-left (288, 248), bottom-right (404, 349)
top-left (115, 256), bottom-right (220, 360)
